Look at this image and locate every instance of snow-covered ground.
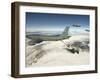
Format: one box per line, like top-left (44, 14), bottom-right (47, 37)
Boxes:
top-left (25, 35), bottom-right (90, 67)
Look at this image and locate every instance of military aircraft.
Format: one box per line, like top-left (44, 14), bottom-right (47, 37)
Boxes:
top-left (72, 24), bottom-right (81, 27)
top-left (85, 29), bottom-right (90, 32)
top-left (26, 26), bottom-right (70, 45)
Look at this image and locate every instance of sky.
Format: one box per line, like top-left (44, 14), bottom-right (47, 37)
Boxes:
top-left (26, 12), bottom-right (90, 32)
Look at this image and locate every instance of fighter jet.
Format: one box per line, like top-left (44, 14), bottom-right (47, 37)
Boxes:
top-left (72, 24), bottom-right (81, 27)
top-left (85, 29), bottom-right (90, 32)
